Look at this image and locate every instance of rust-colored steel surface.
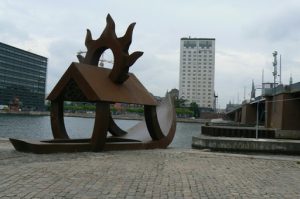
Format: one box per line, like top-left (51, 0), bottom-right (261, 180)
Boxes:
top-left (10, 14), bottom-right (176, 153)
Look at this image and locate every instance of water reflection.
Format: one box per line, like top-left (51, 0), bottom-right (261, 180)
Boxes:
top-left (0, 114), bottom-right (201, 148)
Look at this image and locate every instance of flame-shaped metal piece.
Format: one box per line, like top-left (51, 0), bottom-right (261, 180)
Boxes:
top-left (83, 14), bottom-right (143, 84)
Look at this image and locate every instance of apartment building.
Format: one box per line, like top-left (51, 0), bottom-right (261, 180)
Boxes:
top-left (179, 38), bottom-right (215, 108)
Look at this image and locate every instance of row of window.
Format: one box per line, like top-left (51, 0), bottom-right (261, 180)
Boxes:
top-left (181, 76), bottom-right (214, 81)
top-left (182, 65), bottom-right (213, 69)
top-left (183, 50), bottom-right (213, 54)
top-left (181, 82), bottom-right (213, 86)
top-left (0, 65), bottom-right (46, 80)
top-left (182, 41), bottom-right (213, 49)
top-left (182, 55), bottom-right (213, 59)
top-left (183, 87), bottom-right (213, 91)
top-left (0, 84), bottom-right (44, 94)
top-left (0, 60), bottom-right (46, 76)
top-left (180, 93), bottom-right (213, 99)
top-left (184, 93), bottom-right (213, 97)
top-left (181, 95), bottom-right (212, 101)
top-left (183, 60), bottom-right (212, 64)
top-left (183, 54), bottom-right (214, 59)
top-left (0, 45), bottom-right (47, 65)
top-left (0, 54), bottom-right (47, 70)
top-left (181, 86), bottom-right (213, 90)
top-left (182, 55), bottom-right (213, 58)
top-left (182, 73), bottom-right (213, 77)
top-left (182, 72), bottom-right (213, 76)
top-left (182, 59), bottom-right (213, 62)
top-left (183, 96), bottom-right (212, 100)
top-left (0, 62), bottom-right (46, 75)
top-left (181, 75), bottom-right (213, 78)
top-left (182, 56), bottom-right (213, 61)
top-left (182, 72), bottom-right (214, 75)
top-left (182, 69), bottom-right (213, 73)
top-left (182, 86), bottom-right (213, 90)
top-left (181, 82), bottom-right (213, 87)
top-left (183, 40), bottom-right (213, 48)
top-left (183, 45), bottom-right (213, 49)
top-left (182, 80), bottom-right (213, 84)
top-left (183, 56), bottom-right (212, 62)
top-left (182, 62), bottom-right (213, 66)
top-left (181, 91), bottom-right (213, 96)
top-left (0, 70), bottom-right (46, 83)
top-left (181, 80), bottom-right (213, 84)
top-left (0, 74), bottom-right (46, 89)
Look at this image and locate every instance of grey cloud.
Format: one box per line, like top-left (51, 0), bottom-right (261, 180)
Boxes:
top-left (0, 20), bottom-right (29, 41)
top-left (3, 0), bottom-right (300, 108)
top-left (246, 8), bottom-right (300, 42)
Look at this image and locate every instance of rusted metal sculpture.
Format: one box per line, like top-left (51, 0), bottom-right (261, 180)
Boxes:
top-left (10, 14), bottom-right (176, 153)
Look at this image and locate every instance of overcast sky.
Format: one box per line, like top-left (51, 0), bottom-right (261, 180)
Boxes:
top-left (1, 0), bottom-right (300, 108)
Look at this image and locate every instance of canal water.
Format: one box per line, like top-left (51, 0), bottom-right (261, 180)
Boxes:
top-left (0, 114), bottom-right (201, 148)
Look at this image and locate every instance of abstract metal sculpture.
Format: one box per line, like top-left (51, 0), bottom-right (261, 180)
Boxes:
top-left (10, 14), bottom-right (176, 153)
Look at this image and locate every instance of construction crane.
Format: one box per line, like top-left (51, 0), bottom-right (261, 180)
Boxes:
top-left (76, 50), bottom-right (114, 67)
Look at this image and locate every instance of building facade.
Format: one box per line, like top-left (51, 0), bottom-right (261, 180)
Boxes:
top-left (0, 42), bottom-right (47, 110)
top-left (179, 38), bottom-right (215, 108)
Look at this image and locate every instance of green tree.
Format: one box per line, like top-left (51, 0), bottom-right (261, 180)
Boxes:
top-left (175, 97), bottom-right (187, 108)
top-left (189, 102), bottom-right (200, 118)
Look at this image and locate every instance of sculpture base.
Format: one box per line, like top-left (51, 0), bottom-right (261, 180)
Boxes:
top-left (10, 94), bottom-right (176, 154)
top-left (10, 137), bottom-right (170, 154)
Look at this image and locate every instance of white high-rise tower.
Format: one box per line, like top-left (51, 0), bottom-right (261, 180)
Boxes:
top-left (179, 38), bottom-right (215, 108)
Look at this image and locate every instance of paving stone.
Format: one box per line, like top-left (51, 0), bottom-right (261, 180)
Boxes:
top-left (0, 141), bottom-right (300, 198)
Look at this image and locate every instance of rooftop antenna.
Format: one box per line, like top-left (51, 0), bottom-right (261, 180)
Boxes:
top-left (262, 69), bottom-right (264, 85)
top-left (279, 54), bottom-right (282, 84)
top-left (272, 51), bottom-right (278, 112)
top-left (261, 69), bottom-right (264, 95)
top-left (289, 73), bottom-right (293, 85)
top-left (251, 80), bottom-right (255, 100)
top-left (272, 51), bottom-right (278, 85)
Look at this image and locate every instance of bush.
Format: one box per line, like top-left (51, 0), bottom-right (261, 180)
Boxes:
top-left (176, 108), bottom-right (193, 116)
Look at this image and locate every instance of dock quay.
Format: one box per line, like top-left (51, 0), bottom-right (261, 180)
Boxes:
top-left (193, 124), bottom-right (300, 154)
top-left (1, 139), bottom-right (300, 198)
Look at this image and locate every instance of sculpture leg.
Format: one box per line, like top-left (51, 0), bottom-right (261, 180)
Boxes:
top-left (50, 99), bottom-right (69, 139)
top-left (108, 114), bottom-right (127, 136)
top-left (91, 102), bottom-right (110, 151)
top-left (144, 105), bottom-right (165, 140)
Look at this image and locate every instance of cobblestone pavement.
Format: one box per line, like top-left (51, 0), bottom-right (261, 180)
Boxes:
top-left (1, 140), bottom-right (300, 199)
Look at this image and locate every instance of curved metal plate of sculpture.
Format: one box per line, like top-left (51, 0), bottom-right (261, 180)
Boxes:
top-left (9, 14), bottom-right (176, 153)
